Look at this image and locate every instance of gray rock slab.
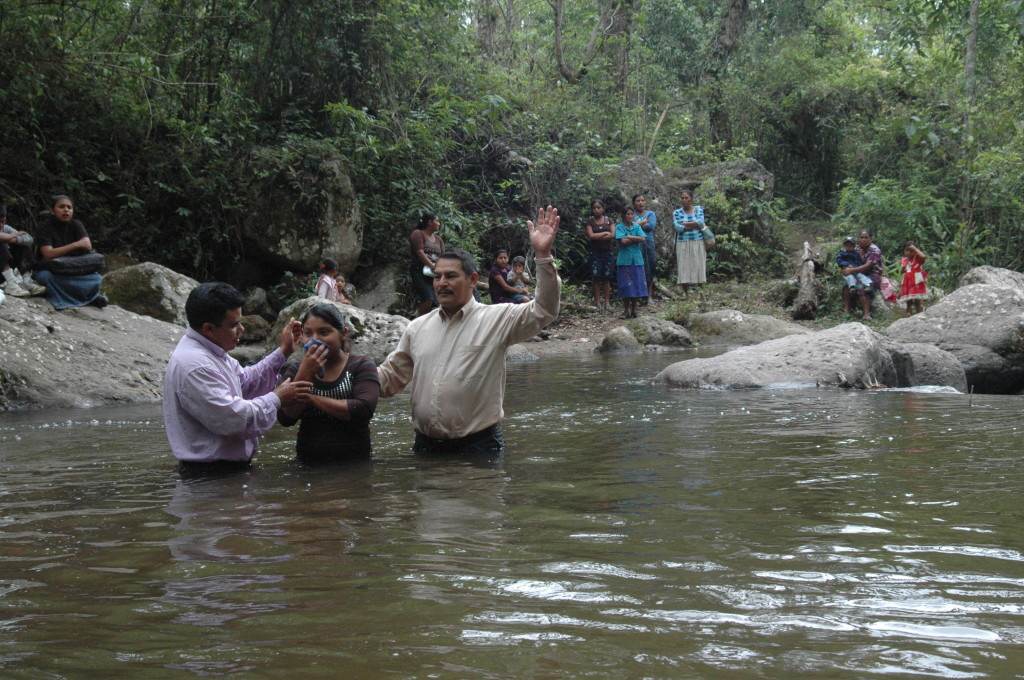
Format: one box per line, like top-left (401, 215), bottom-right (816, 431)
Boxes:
top-left (654, 322), bottom-right (896, 389)
top-left (600, 326), bottom-right (642, 352)
top-left (634, 317), bottom-right (693, 347)
top-left (958, 265), bottom-right (1024, 294)
top-left (102, 262), bottom-right (198, 326)
top-left (0, 296), bottom-right (183, 409)
top-left (688, 309), bottom-right (811, 346)
top-left (882, 340), bottom-right (967, 392)
top-left (886, 282), bottom-right (1024, 393)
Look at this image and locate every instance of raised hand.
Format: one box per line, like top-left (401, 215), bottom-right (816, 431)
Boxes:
top-left (279, 318), bottom-right (303, 355)
top-left (527, 205), bottom-right (560, 259)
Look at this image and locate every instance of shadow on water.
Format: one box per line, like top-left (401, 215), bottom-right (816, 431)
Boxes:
top-left (0, 352), bottom-right (1022, 678)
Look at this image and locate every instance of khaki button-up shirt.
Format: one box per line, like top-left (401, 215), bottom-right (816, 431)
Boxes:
top-left (378, 257), bottom-right (561, 439)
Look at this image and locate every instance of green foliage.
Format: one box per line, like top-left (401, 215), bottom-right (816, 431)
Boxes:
top-left (2, 0), bottom-right (1022, 298)
top-left (659, 298), bottom-right (698, 326)
top-left (268, 271), bottom-right (319, 311)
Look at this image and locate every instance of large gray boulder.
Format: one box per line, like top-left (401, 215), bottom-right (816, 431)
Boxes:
top-left (240, 144), bottom-right (363, 273)
top-left (243, 286), bottom-right (275, 321)
top-left (882, 341), bottom-right (968, 392)
top-left (688, 309), bottom-right (810, 346)
top-left (634, 317), bottom-right (693, 347)
top-left (958, 265), bottom-right (1024, 294)
top-left (600, 326), bottom-right (642, 352)
top-left (0, 296), bottom-right (183, 409)
top-left (886, 282), bottom-right (1024, 393)
top-left (271, 297), bottom-right (409, 365)
top-left (102, 262), bottom-right (198, 326)
top-left (654, 323), bottom-right (897, 389)
top-left (357, 263), bottom-right (403, 314)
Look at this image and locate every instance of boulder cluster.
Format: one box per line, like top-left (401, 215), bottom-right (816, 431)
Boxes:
top-left (0, 262), bottom-right (408, 409)
top-left (654, 265), bottom-right (1024, 394)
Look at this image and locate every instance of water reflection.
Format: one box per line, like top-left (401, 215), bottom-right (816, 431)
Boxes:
top-left (0, 355), bottom-right (1022, 678)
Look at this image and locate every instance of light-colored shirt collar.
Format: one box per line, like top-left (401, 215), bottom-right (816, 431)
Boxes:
top-left (186, 326), bottom-right (228, 358)
top-left (439, 294), bottom-right (479, 323)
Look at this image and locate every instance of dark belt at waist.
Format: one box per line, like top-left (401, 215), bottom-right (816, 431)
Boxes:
top-left (413, 423), bottom-right (505, 454)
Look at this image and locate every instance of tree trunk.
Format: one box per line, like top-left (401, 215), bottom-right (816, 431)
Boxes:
top-left (703, 0), bottom-right (749, 146)
top-left (791, 241), bottom-right (822, 321)
top-left (608, 0), bottom-right (634, 96)
top-left (548, 0), bottom-right (614, 84)
top-left (965, 0), bottom-right (980, 107)
top-left (476, 0), bottom-right (499, 59)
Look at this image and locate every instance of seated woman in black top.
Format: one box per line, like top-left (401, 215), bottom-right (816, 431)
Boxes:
top-left (278, 304), bottom-right (380, 462)
top-left (33, 195), bottom-right (107, 309)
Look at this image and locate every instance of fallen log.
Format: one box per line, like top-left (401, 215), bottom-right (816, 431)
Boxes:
top-left (654, 281), bottom-right (677, 300)
top-left (791, 241), bottom-right (823, 321)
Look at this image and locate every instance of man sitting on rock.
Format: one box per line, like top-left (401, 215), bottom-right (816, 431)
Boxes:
top-left (162, 282), bottom-right (312, 474)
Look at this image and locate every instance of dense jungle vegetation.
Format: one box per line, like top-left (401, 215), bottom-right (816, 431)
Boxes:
top-left (1, 0), bottom-right (1022, 296)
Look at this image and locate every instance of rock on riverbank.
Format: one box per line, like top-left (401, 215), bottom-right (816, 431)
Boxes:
top-left (653, 322), bottom-right (967, 391)
top-left (0, 296), bottom-right (184, 409)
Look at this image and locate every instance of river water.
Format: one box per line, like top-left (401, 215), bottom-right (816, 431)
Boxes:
top-left (0, 352), bottom-right (1022, 679)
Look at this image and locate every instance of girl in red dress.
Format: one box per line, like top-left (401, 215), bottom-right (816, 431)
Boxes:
top-left (899, 242), bottom-right (928, 315)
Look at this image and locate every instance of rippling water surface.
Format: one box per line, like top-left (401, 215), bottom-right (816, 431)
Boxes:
top-left (1, 352), bottom-right (1022, 679)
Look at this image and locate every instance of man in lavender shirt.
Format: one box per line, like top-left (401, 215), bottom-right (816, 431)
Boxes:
top-left (162, 282), bottom-right (312, 474)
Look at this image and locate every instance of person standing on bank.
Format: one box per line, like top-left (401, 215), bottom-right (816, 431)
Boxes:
top-left (585, 199), bottom-right (615, 312)
top-left (163, 282), bottom-right (313, 474)
top-left (673, 188), bottom-right (706, 293)
top-left (615, 206), bottom-right (648, 319)
top-left (410, 212), bottom-right (445, 317)
top-left (633, 194), bottom-right (657, 306)
top-left (377, 206), bottom-right (562, 454)
top-left (33, 195), bottom-right (108, 309)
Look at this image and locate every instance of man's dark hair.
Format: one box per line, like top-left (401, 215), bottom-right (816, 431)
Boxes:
top-left (185, 282), bottom-right (246, 330)
top-left (437, 248), bottom-right (478, 277)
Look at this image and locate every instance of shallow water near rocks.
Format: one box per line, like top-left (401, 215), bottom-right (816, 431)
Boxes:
top-left (0, 352), bottom-right (1022, 678)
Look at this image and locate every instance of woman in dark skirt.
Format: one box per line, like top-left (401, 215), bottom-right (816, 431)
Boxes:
top-left (33, 195), bottom-right (107, 310)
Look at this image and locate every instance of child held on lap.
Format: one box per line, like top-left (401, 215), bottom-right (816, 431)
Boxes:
top-left (505, 256), bottom-right (533, 303)
top-left (836, 237), bottom-right (873, 292)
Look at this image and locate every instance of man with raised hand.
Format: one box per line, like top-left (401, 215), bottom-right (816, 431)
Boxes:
top-left (378, 206), bottom-right (562, 453)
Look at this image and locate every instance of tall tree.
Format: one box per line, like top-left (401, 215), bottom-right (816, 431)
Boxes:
top-left (703, 0), bottom-right (749, 146)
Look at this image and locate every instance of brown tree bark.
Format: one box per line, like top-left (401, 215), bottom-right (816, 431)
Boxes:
top-left (791, 241), bottom-right (822, 321)
top-left (548, 0), bottom-right (615, 84)
top-left (703, 0), bottom-right (749, 146)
